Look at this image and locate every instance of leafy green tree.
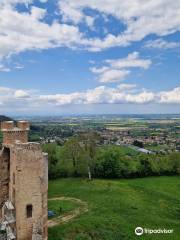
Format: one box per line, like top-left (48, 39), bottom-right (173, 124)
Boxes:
top-left (78, 132), bottom-right (101, 180)
top-left (62, 137), bottom-right (83, 176)
top-left (42, 143), bottom-right (59, 178)
top-left (168, 152), bottom-right (180, 174)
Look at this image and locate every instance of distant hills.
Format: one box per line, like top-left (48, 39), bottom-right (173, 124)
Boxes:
top-left (0, 115), bottom-right (13, 122)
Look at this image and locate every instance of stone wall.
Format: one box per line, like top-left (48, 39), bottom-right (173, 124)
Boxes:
top-left (0, 148), bottom-right (10, 219)
top-left (0, 121), bottom-right (48, 240)
top-left (9, 143), bottom-right (48, 240)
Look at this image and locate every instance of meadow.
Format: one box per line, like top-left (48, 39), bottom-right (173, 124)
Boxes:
top-left (48, 176), bottom-right (180, 240)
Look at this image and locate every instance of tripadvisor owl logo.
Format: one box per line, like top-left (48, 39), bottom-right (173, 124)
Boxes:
top-left (135, 227), bottom-right (174, 236)
top-left (135, 227), bottom-right (144, 236)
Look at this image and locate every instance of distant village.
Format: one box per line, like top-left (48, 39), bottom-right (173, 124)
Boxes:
top-left (28, 116), bottom-right (180, 155)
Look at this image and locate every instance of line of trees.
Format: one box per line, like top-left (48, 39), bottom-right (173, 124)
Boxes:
top-left (42, 133), bottom-right (180, 180)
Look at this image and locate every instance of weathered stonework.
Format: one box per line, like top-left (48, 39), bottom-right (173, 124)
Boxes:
top-left (0, 121), bottom-right (48, 240)
top-left (0, 148), bottom-right (10, 218)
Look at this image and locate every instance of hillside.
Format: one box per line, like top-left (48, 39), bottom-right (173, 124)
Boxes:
top-left (0, 115), bottom-right (13, 122)
top-left (48, 176), bottom-right (180, 240)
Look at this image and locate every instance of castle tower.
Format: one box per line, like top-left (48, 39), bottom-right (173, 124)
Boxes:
top-left (0, 121), bottom-right (48, 240)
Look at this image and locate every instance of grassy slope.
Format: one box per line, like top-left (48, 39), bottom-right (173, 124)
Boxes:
top-left (48, 176), bottom-right (180, 240)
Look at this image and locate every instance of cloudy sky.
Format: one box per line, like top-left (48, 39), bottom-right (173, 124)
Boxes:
top-left (0, 0), bottom-right (180, 115)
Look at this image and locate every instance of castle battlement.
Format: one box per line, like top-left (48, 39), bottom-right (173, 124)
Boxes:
top-left (1, 121), bottom-right (30, 145)
top-left (1, 121), bottom-right (30, 131)
top-left (17, 121), bottom-right (30, 131)
top-left (1, 121), bottom-right (14, 130)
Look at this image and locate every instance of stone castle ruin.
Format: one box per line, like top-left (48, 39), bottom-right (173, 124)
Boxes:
top-left (0, 121), bottom-right (48, 240)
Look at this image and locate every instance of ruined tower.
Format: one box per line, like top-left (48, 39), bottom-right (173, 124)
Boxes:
top-left (0, 121), bottom-right (48, 240)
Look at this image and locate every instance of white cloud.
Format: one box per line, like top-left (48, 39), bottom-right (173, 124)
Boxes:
top-left (38, 85), bottom-right (180, 105)
top-left (14, 90), bottom-right (30, 98)
top-left (0, 87), bottom-right (31, 100)
top-left (0, 64), bottom-right (10, 72)
top-left (39, 85), bottom-right (156, 105)
top-left (31, 6), bottom-right (47, 20)
top-left (0, 2), bottom-right (82, 60)
top-left (0, 0), bottom-right (180, 62)
top-left (0, 0), bottom-right (32, 5)
top-left (14, 64), bottom-right (24, 70)
top-left (0, 85), bottom-right (179, 112)
top-left (58, 0), bottom-right (180, 51)
top-left (125, 91), bottom-right (155, 104)
top-left (105, 52), bottom-right (151, 69)
top-left (98, 69), bottom-right (130, 83)
top-left (85, 16), bottom-right (95, 29)
top-left (90, 52), bottom-right (151, 83)
top-left (159, 87), bottom-right (180, 104)
top-left (145, 39), bottom-right (180, 49)
top-left (0, 87), bottom-right (14, 95)
top-left (117, 84), bottom-right (137, 91)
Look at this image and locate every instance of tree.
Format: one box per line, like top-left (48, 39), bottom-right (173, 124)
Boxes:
top-left (78, 132), bottom-right (101, 180)
top-left (62, 137), bottom-right (82, 176)
top-left (42, 143), bottom-right (59, 178)
top-left (133, 140), bottom-right (144, 148)
top-left (43, 143), bottom-right (58, 165)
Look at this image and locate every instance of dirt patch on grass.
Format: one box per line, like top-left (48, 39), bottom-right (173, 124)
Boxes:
top-left (48, 197), bottom-right (88, 227)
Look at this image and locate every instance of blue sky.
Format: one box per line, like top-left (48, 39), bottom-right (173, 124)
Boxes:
top-left (0, 0), bottom-right (180, 115)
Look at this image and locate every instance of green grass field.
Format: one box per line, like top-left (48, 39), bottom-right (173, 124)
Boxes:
top-left (48, 199), bottom-right (80, 219)
top-left (48, 176), bottom-right (180, 240)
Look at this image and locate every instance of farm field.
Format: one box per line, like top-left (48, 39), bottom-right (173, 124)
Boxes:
top-left (48, 176), bottom-right (180, 240)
